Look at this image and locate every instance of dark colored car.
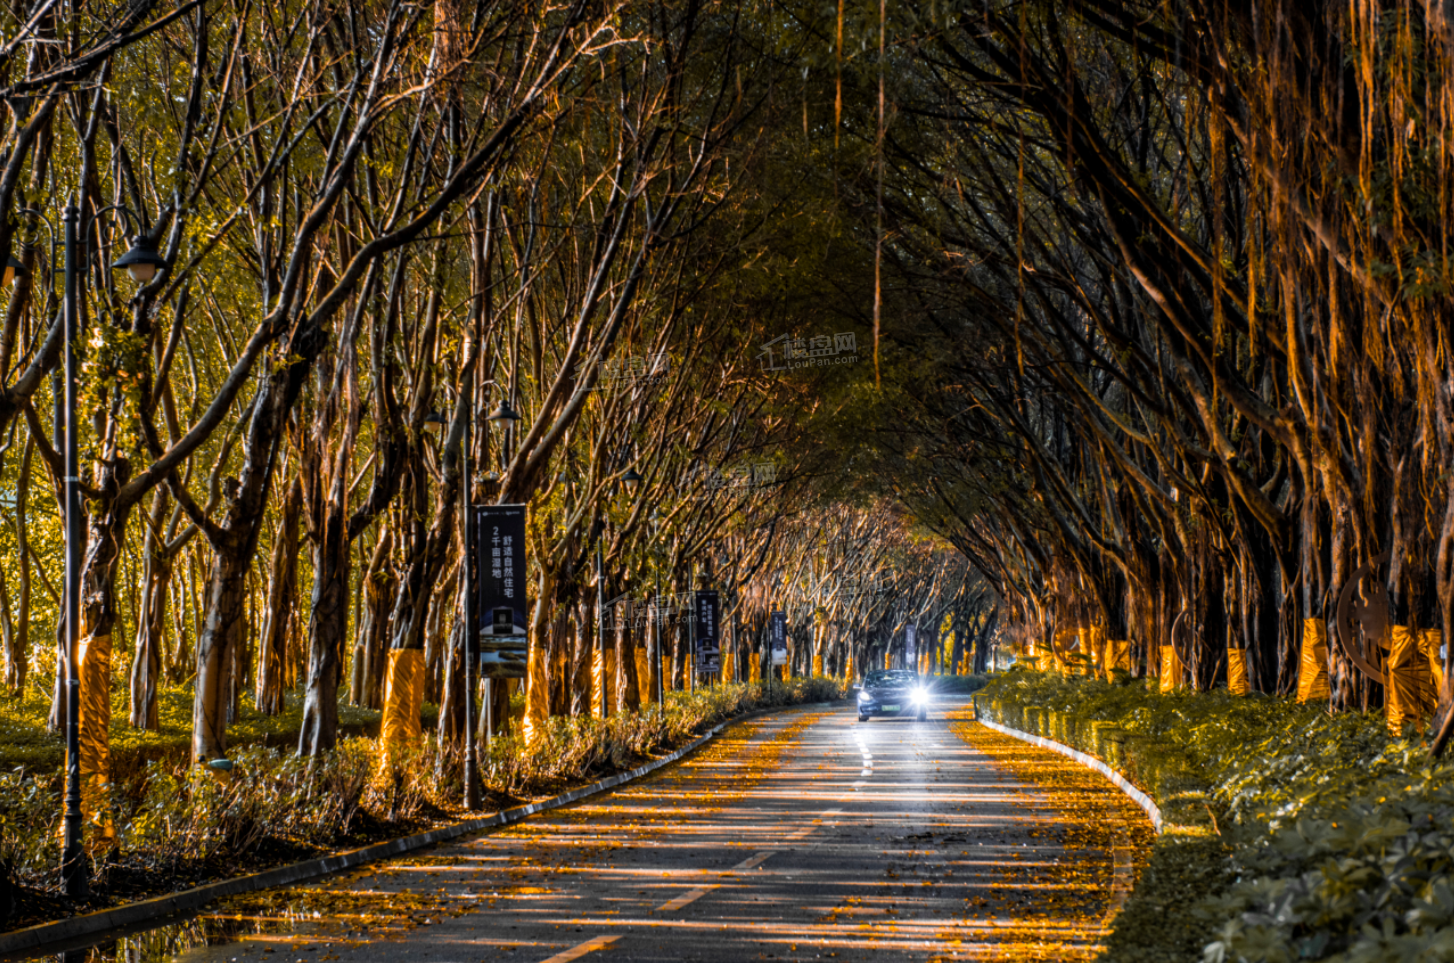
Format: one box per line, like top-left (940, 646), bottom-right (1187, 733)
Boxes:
top-left (855, 669), bottom-right (930, 722)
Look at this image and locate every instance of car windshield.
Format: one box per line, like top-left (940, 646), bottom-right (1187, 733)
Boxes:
top-left (863, 670), bottom-right (918, 687)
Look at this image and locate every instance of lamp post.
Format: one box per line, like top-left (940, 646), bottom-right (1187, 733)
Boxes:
top-left (649, 511), bottom-right (666, 705)
top-left (6, 199), bottom-right (164, 898)
top-left (455, 370), bottom-right (483, 811)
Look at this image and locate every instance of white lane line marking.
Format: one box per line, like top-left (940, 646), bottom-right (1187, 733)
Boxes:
top-left (657, 883), bottom-right (720, 912)
top-left (791, 806), bottom-right (846, 837)
top-left (657, 849), bottom-right (782, 913)
top-left (537, 935), bottom-right (620, 963)
top-left (657, 884), bottom-right (718, 919)
top-left (731, 849), bottom-right (778, 872)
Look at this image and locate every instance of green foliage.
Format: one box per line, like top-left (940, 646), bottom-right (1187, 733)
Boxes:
top-left (0, 768), bottom-right (59, 882)
top-left (1100, 834), bottom-right (1236, 963)
top-left (979, 671), bottom-right (1454, 963)
top-left (120, 741), bottom-right (378, 868)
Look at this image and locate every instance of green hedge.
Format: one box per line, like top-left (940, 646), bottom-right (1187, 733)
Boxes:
top-left (978, 668), bottom-right (1454, 963)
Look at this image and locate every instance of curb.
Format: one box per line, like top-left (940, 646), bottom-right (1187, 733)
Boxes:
top-left (0, 699), bottom-right (837, 960)
top-left (974, 716), bottom-right (1164, 832)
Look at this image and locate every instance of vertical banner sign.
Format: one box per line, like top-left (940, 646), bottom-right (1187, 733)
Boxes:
top-left (476, 504), bottom-right (529, 678)
top-left (695, 590), bottom-right (720, 674)
top-left (905, 625), bottom-right (917, 670)
top-left (770, 610), bottom-right (788, 666)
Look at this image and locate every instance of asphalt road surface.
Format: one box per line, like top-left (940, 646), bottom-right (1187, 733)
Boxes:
top-left (39, 700), bottom-right (1152, 963)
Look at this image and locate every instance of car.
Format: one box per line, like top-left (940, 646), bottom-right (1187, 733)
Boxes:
top-left (855, 669), bottom-right (931, 722)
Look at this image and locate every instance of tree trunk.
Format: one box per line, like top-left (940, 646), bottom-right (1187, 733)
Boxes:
top-left (128, 490), bottom-right (170, 729)
top-left (194, 321), bottom-right (319, 763)
top-left (437, 602), bottom-right (467, 746)
top-left (257, 478), bottom-right (301, 715)
top-left (616, 618), bottom-right (640, 711)
top-left (192, 506), bottom-right (255, 762)
top-left (298, 503), bottom-right (350, 755)
top-left (571, 596), bottom-right (592, 716)
top-left (2, 438), bottom-right (30, 694)
top-left (352, 528), bottom-right (394, 708)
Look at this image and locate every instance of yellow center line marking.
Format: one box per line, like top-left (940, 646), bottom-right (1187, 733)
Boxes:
top-left (536, 934), bottom-right (620, 963)
top-left (656, 883), bottom-right (721, 912)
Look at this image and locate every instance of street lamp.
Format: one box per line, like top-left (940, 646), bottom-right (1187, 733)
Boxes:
top-left (21, 199), bottom-right (163, 897)
top-left (621, 467), bottom-right (642, 491)
top-left (110, 234), bottom-right (166, 283)
top-left (486, 399), bottom-right (520, 425)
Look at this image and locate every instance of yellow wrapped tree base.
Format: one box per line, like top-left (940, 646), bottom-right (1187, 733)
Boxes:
top-left (591, 644), bottom-right (607, 718)
top-left (523, 642), bottom-right (549, 747)
top-left (1227, 648), bottom-right (1250, 695)
top-left (1296, 618), bottom-right (1330, 703)
top-left (380, 649), bottom-right (424, 767)
top-left (722, 647), bottom-right (734, 684)
top-left (1105, 640), bottom-right (1131, 675)
top-left (843, 652), bottom-right (853, 683)
top-left (1159, 645), bottom-right (1182, 692)
top-left (1387, 625), bottom-right (1436, 735)
top-left (1419, 629), bottom-right (1445, 697)
top-left (812, 654), bottom-right (824, 677)
top-left (884, 650), bottom-right (893, 670)
top-left (78, 632), bottom-right (115, 846)
top-left (635, 646), bottom-right (652, 705)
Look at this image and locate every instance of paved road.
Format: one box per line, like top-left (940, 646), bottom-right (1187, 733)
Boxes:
top-left (44, 701), bottom-right (1150, 962)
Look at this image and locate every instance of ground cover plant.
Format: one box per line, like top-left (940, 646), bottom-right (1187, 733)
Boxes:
top-left (977, 668), bottom-right (1454, 962)
top-left (0, 678), bottom-right (840, 932)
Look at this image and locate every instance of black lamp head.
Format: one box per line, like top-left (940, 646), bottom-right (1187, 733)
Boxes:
top-left (488, 399), bottom-right (521, 424)
top-left (111, 236), bottom-right (167, 283)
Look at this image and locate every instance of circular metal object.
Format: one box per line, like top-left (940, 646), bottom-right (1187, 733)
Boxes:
top-left (1170, 608), bottom-right (1195, 666)
top-left (1335, 551), bottom-right (1391, 685)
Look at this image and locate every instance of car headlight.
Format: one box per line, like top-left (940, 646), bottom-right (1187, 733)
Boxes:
top-left (911, 687), bottom-right (927, 703)
top-left (858, 689), bottom-right (872, 702)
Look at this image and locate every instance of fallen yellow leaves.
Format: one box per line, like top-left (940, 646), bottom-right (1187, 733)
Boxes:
top-left (940, 710), bottom-right (1155, 962)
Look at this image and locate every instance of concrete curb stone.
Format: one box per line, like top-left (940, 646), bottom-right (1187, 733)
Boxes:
top-left (974, 716), bottom-right (1165, 832)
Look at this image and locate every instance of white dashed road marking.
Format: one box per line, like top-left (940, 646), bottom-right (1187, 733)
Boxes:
top-left (536, 934), bottom-right (620, 963)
